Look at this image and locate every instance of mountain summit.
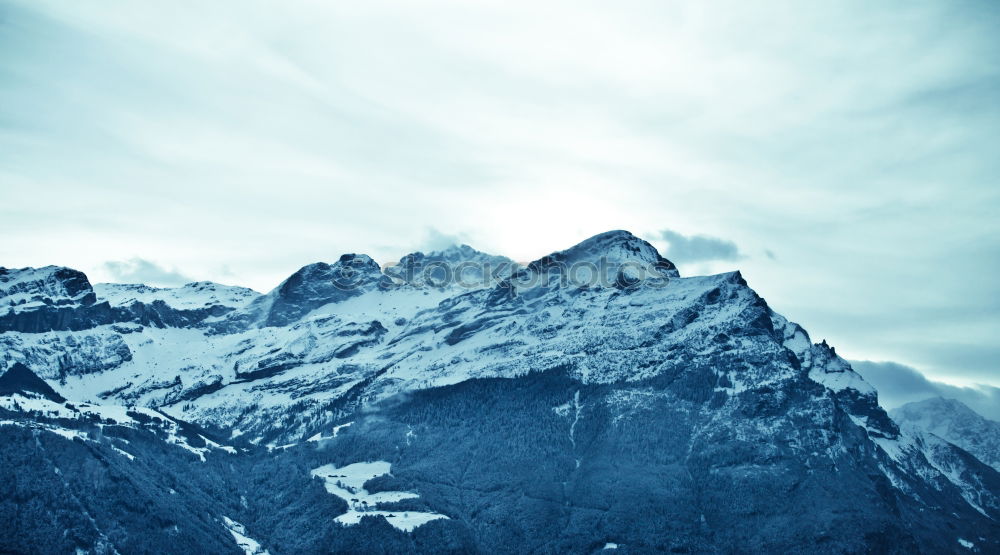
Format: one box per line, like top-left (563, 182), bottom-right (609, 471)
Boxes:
top-left (892, 397), bottom-right (1000, 471)
top-left (544, 229), bottom-right (677, 269)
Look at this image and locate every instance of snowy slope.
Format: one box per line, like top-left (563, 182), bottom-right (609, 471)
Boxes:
top-left (0, 371), bottom-right (237, 462)
top-left (94, 281), bottom-right (259, 311)
top-left (892, 397), bottom-right (1000, 471)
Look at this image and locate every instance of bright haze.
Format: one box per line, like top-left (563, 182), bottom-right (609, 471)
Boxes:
top-left (1, 1), bottom-right (998, 391)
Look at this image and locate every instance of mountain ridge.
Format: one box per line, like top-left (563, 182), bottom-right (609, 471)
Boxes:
top-left (1, 230), bottom-right (998, 553)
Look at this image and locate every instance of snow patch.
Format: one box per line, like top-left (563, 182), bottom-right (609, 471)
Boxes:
top-left (310, 461), bottom-right (447, 532)
top-left (111, 446), bottom-right (136, 461)
top-left (808, 367), bottom-right (875, 395)
top-left (310, 421), bottom-right (354, 443)
top-left (333, 422), bottom-right (353, 437)
top-left (222, 516), bottom-right (269, 555)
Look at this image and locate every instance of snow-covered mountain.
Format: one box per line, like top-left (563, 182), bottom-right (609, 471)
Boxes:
top-left (94, 281), bottom-right (259, 312)
top-left (892, 397), bottom-right (1000, 472)
top-left (0, 265), bottom-right (95, 313)
top-left (2, 231), bottom-right (999, 553)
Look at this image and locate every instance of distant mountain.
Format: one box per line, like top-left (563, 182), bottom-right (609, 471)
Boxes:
top-left (94, 281), bottom-right (259, 311)
top-left (1, 231), bottom-right (999, 553)
top-left (892, 397), bottom-right (1000, 471)
top-left (0, 266), bottom-right (256, 334)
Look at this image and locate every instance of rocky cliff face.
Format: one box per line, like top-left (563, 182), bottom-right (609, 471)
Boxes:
top-left (1, 230), bottom-right (998, 553)
top-left (0, 266), bottom-right (260, 334)
top-left (0, 266), bottom-right (96, 310)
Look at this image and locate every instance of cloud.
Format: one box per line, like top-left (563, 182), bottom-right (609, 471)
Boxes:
top-left (102, 258), bottom-right (193, 287)
top-left (419, 228), bottom-right (473, 253)
top-left (658, 230), bottom-right (743, 263)
top-left (851, 360), bottom-right (1000, 421)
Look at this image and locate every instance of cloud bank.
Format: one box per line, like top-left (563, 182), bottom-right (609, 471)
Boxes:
top-left (102, 258), bottom-right (193, 288)
top-left (852, 360), bottom-right (1000, 421)
top-left (418, 229), bottom-right (472, 254)
top-left (658, 229), bottom-right (742, 263)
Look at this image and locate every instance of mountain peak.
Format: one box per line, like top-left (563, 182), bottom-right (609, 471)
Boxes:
top-left (553, 230), bottom-right (677, 271)
top-left (428, 243), bottom-right (479, 257)
top-left (893, 396), bottom-right (988, 423)
top-left (386, 244), bottom-right (517, 288)
top-left (251, 255), bottom-right (383, 327)
top-left (0, 265), bottom-right (97, 314)
top-left (277, 255), bottom-right (382, 292)
top-left (522, 230), bottom-right (679, 287)
top-left (892, 396), bottom-right (1000, 471)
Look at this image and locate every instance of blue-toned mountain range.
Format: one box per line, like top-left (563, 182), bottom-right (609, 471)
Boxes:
top-left (1, 231), bottom-right (997, 553)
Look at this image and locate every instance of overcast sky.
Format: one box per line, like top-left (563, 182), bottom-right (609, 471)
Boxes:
top-left (1, 1), bottom-right (997, 391)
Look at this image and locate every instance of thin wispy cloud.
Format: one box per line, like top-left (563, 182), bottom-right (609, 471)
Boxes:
top-left (419, 229), bottom-right (473, 253)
